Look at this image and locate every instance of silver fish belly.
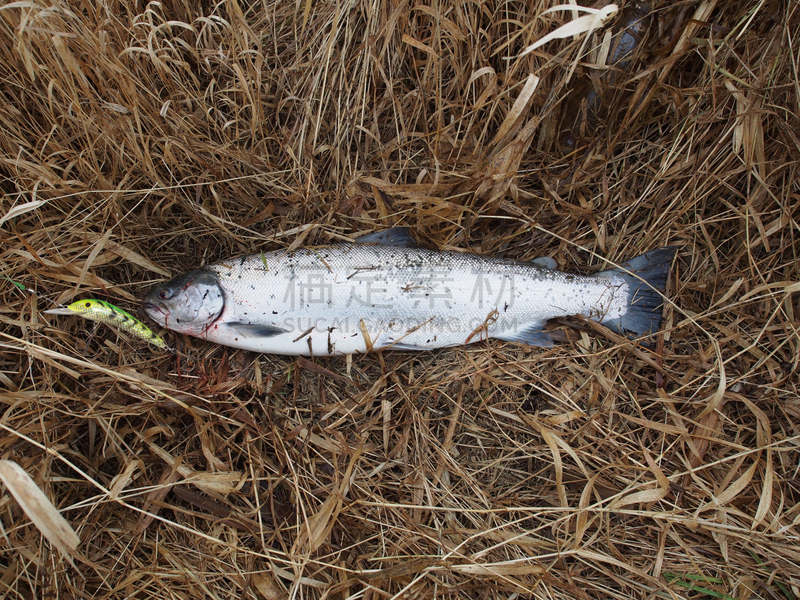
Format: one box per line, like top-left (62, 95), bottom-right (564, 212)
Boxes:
top-left (143, 233), bottom-right (676, 356)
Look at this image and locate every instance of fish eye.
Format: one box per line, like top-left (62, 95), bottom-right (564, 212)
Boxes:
top-left (159, 289), bottom-right (172, 301)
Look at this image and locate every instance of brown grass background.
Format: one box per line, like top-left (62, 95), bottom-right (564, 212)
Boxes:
top-left (1, 0), bottom-right (799, 598)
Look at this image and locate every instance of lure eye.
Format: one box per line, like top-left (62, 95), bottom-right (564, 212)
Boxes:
top-left (159, 289), bottom-right (173, 301)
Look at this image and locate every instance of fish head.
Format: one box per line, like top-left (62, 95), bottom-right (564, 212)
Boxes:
top-left (143, 269), bottom-right (224, 336)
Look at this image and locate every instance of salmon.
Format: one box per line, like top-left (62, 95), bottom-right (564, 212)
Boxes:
top-left (143, 228), bottom-right (676, 356)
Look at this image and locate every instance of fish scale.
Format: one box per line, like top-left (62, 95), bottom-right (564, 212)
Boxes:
top-left (143, 230), bottom-right (677, 356)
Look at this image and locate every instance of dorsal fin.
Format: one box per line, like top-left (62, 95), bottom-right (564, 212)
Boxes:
top-left (355, 227), bottom-right (417, 247)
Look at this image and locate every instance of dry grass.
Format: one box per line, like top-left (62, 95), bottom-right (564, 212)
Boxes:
top-left (1, 0), bottom-right (799, 598)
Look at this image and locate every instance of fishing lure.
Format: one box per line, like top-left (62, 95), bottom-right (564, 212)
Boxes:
top-left (45, 299), bottom-right (168, 350)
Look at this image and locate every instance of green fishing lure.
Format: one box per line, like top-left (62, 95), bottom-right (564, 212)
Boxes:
top-left (46, 299), bottom-right (168, 350)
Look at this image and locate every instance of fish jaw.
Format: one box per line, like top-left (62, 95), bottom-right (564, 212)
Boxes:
top-left (142, 299), bottom-right (170, 326)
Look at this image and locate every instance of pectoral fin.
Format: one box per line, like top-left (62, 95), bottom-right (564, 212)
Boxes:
top-left (224, 322), bottom-right (289, 337)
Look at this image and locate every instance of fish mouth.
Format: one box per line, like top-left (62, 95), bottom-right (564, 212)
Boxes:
top-left (143, 301), bottom-right (168, 320)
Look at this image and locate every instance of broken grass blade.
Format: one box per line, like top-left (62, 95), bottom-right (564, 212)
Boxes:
top-left (0, 460), bottom-right (80, 563)
top-left (510, 4), bottom-right (619, 60)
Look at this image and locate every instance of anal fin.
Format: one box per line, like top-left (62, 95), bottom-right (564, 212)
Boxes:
top-left (495, 323), bottom-right (555, 348)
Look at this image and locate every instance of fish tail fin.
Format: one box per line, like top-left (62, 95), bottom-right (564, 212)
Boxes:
top-left (597, 246), bottom-right (678, 339)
